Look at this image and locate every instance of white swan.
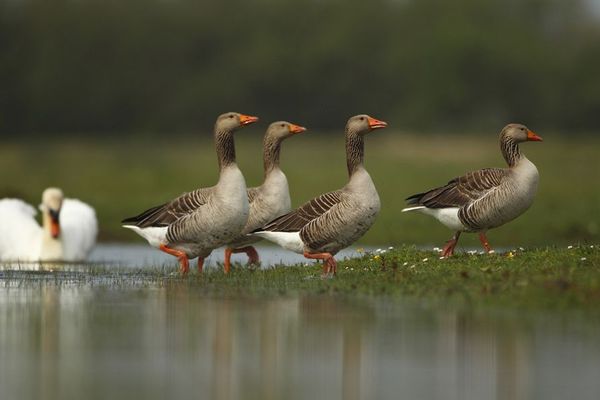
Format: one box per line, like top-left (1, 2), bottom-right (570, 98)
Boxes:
top-left (0, 188), bottom-right (98, 262)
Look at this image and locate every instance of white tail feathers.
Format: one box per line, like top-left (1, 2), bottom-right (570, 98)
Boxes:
top-left (401, 206), bottom-right (426, 213)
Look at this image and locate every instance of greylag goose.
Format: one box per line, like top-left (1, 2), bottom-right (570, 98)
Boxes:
top-left (122, 112), bottom-right (258, 274)
top-left (402, 123), bottom-right (542, 257)
top-left (251, 115), bottom-right (387, 276)
top-left (223, 121), bottom-right (307, 273)
top-left (0, 187), bottom-right (98, 262)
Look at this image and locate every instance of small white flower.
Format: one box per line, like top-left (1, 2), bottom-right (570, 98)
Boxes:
top-left (519, 247), bottom-right (525, 251)
top-left (581, 257), bottom-right (587, 261)
top-left (488, 250), bottom-right (496, 254)
top-left (403, 262), bottom-right (408, 266)
top-left (590, 245), bottom-right (595, 249)
top-left (433, 247), bottom-right (441, 252)
top-left (388, 246), bottom-right (394, 250)
top-left (350, 267), bottom-right (354, 271)
top-left (568, 245), bottom-right (573, 249)
top-left (422, 258), bottom-right (428, 262)
top-left (439, 256), bottom-right (445, 260)
top-left (409, 264), bottom-right (416, 269)
top-left (376, 248), bottom-right (382, 253)
top-left (467, 250), bottom-right (478, 255)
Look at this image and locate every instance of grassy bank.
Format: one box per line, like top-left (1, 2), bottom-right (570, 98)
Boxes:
top-left (2, 245), bottom-right (598, 312)
top-left (1, 130), bottom-right (599, 246)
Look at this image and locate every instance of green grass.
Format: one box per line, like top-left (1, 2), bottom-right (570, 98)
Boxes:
top-left (2, 245), bottom-right (598, 312)
top-left (1, 129), bottom-right (599, 246)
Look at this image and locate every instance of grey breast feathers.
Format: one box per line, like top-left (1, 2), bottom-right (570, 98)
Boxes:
top-left (405, 168), bottom-right (508, 209)
top-left (254, 190), bottom-right (342, 233)
top-left (121, 187), bottom-right (213, 228)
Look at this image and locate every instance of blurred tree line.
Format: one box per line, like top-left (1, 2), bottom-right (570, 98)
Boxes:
top-left (1, 0), bottom-right (600, 135)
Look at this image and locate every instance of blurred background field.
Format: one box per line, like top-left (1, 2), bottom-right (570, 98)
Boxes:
top-left (1, 129), bottom-right (598, 247)
top-left (1, 0), bottom-right (600, 247)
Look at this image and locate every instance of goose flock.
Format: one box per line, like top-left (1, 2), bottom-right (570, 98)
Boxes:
top-left (0, 113), bottom-right (542, 274)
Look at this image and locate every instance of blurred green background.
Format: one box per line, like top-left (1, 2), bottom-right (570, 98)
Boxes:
top-left (1, 0), bottom-right (599, 246)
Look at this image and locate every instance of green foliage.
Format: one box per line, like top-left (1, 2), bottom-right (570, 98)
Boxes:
top-left (2, 245), bottom-right (599, 311)
top-left (1, 0), bottom-right (600, 133)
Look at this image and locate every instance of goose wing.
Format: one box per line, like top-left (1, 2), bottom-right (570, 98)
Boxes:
top-left (122, 187), bottom-right (213, 228)
top-left (60, 199), bottom-right (98, 261)
top-left (406, 168), bottom-right (508, 208)
top-left (255, 190), bottom-right (342, 232)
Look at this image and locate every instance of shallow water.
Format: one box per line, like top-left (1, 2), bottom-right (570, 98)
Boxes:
top-left (1, 245), bottom-right (599, 400)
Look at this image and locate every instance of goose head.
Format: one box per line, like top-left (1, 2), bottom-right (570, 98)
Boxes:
top-left (40, 187), bottom-right (64, 239)
top-left (215, 112), bottom-right (259, 133)
top-left (265, 121), bottom-right (307, 141)
top-left (346, 114), bottom-right (388, 135)
top-left (501, 123), bottom-right (543, 143)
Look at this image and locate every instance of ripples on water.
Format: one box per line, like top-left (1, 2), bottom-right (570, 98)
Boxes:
top-left (1, 245), bottom-right (599, 399)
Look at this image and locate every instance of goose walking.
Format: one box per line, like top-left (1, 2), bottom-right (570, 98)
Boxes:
top-left (121, 112), bottom-right (258, 274)
top-left (251, 115), bottom-right (387, 276)
top-left (402, 123), bottom-right (542, 257)
top-left (223, 121), bottom-right (306, 272)
top-left (0, 187), bottom-right (97, 262)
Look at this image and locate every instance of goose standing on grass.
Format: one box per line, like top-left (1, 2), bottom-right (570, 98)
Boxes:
top-left (121, 112), bottom-right (258, 274)
top-left (402, 123), bottom-right (542, 257)
top-left (251, 115), bottom-right (387, 276)
top-left (0, 188), bottom-right (97, 262)
top-left (222, 121), bottom-right (307, 273)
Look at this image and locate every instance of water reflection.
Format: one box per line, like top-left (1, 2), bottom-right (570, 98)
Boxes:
top-left (1, 283), bottom-right (599, 400)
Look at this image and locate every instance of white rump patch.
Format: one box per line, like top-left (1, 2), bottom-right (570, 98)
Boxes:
top-left (420, 207), bottom-right (465, 231)
top-left (250, 231), bottom-right (304, 254)
top-left (401, 206), bottom-right (426, 212)
top-left (123, 225), bottom-right (168, 248)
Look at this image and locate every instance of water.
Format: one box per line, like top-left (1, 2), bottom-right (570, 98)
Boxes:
top-left (1, 245), bottom-right (599, 400)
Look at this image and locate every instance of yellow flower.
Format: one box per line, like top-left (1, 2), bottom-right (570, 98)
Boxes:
top-left (507, 252), bottom-right (514, 259)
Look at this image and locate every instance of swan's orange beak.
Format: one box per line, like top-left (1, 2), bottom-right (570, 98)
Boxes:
top-left (527, 130), bottom-right (543, 142)
top-left (367, 116), bottom-right (388, 130)
top-left (288, 123), bottom-right (306, 134)
top-left (49, 209), bottom-right (60, 238)
top-left (239, 114), bottom-right (259, 126)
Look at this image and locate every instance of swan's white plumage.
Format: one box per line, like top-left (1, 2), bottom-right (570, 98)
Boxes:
top-left (0, 199), bottom-right (43, 261)
top-left (60, 199), bottom-right (98, 260)
top-left (0, 197), bottom-right (97, 262)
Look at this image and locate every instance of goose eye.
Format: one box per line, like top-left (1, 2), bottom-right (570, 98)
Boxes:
top-left (281, 124), bottom-right (285, 128)
top-left (360, 117), bottom-right (365, 121)
top-left (229, 115), bottom-right (234, 119)
top-left (520, 127), bottom-right (524, 131)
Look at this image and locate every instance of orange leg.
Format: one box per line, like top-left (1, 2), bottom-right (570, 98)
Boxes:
top-left (303, 251), bottom-right (337, 277)
top-left (223, 248), bottom-right (233, 274)
top-left (441, 232), bottom-right (461, 258)
top-left (238, 246), bottom-right (259, 265)
top-left (224, 246), bottom-right (260, 270)
top-left (479, 232), bottom-right (493, 253)
top-left (197, 257), bottom-right (205, 273)
top-left (159, 244), bottom-right (190, 274)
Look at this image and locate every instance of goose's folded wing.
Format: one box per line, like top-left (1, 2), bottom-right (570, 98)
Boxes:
top-left (122, 187), bottom-right (213, 228)
top-left (406, 168), bottom-right (508, 208)
top-left (60, 199), bottom-right (98, 261)
top-left (0, 199), bottom-right (42, 261)
top-left (255, 190), bottom-right (342, 232)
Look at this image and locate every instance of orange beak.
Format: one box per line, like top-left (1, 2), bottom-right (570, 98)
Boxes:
top-left (50, 220), bottom-right (60, 238)
top-left (367, 116), bottom-right (388, 130)
top-left (288, 123), bottom-right (307, 134)
top-left (239, 114), bottom-right (259, 126)
top-left (527, 130), bottom-right (543, 142)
